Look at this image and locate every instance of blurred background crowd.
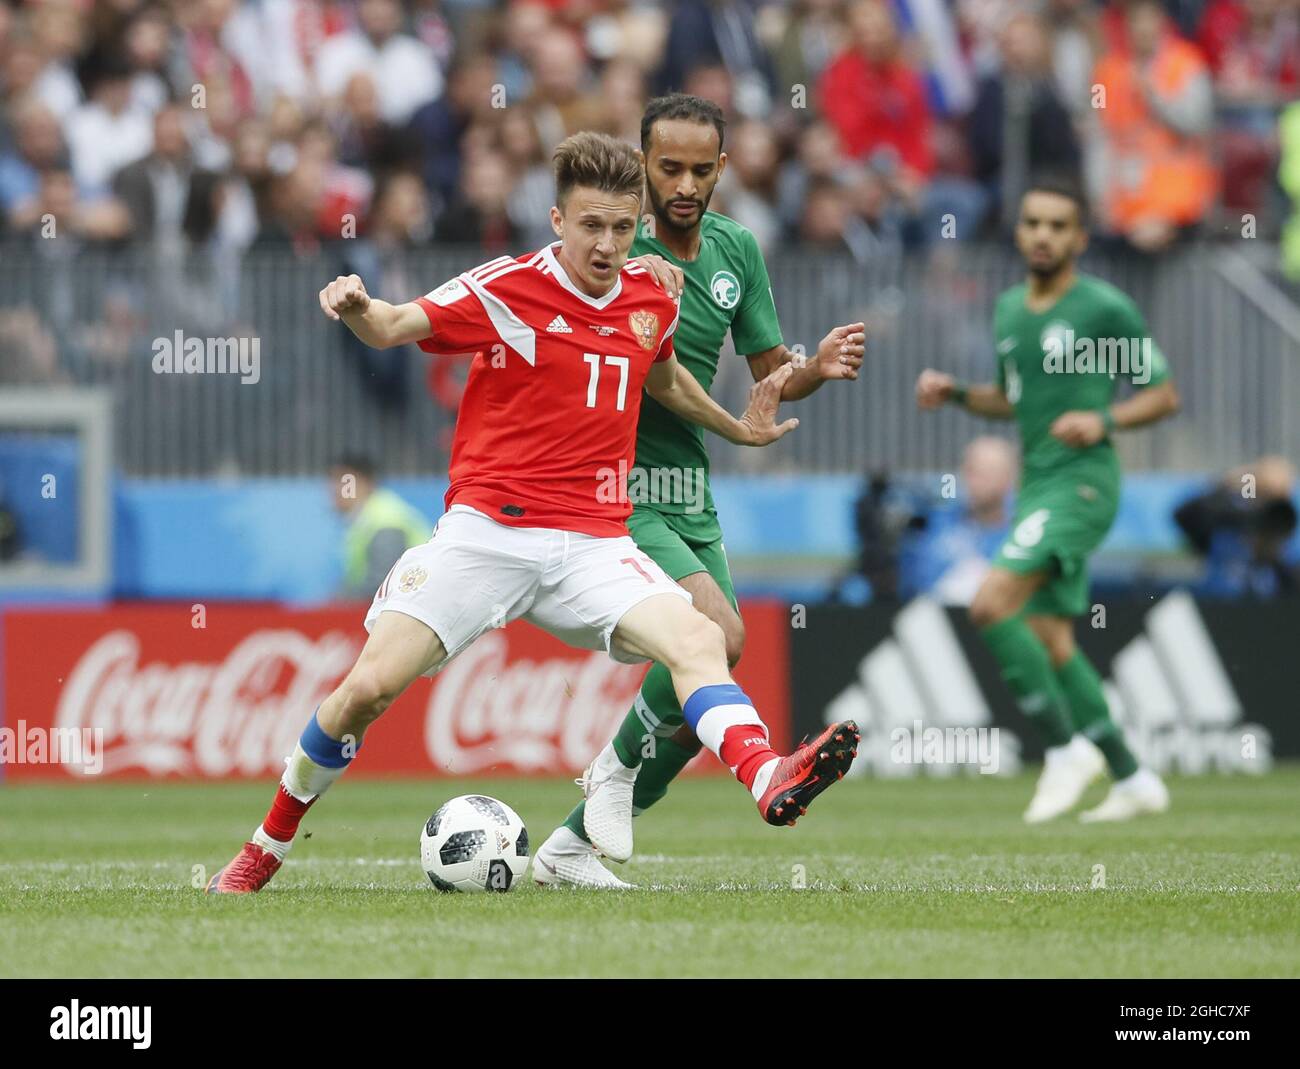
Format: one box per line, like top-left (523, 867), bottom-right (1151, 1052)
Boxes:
top-left (1, 0), bottom-right (1298, 605)
top-left (0, 0), bottom-right (1297, 261)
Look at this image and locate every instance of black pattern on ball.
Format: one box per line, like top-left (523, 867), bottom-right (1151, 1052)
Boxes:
top-left (463, 795), bottom-right (511, 825)
top-left (425, 802), bottom-right (450, 839)
top-left (515, 826), bottom-right (529, 857)
top-left (439, 829), bottom-right (486, 865)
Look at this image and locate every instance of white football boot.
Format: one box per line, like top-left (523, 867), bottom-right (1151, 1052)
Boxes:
top-left (532, 826), bottom-right (635, 889)
top-left (1079, 768), bottom-right (1170, 823)
top-left (1023, 734), bottom-right (1106, 823)
top-left (577, 743), bottom-right (638, 862)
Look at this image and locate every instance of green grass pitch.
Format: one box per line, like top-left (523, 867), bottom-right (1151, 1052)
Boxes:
top-left (3, 769), bottom-right (1298, 978)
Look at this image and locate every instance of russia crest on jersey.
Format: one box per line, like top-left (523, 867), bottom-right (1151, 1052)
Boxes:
top-left (629, 310), bottom-right (659, 350)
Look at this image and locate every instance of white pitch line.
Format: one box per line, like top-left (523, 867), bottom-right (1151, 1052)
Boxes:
top-left (0, 862), bottom-right (1292, 894)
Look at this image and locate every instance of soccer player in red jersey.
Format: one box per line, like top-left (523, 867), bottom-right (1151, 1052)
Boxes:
top-left (207, 133), bottom-right (857, 894)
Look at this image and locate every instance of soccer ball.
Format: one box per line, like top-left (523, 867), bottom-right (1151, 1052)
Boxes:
top-left (420, 794), bottom-right (529, 893)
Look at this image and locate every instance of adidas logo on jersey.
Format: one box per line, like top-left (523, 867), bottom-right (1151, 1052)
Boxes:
top-left (546, 315), bottom-right (573, 333)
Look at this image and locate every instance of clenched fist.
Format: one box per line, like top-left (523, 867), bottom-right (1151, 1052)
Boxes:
top-left (915, 369), bottom-right (955, 409)
top-left (1049, 410), bottom-right (1106, 447)
top-left (319, 274), bottom-right (371, 321)
top-left (815, 322), bottom-right (867, 381)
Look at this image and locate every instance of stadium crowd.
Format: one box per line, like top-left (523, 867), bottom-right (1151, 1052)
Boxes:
top-left (0, 0), bottom-right (1296, 264)
top-left (2, 0), bottom-right (1297, 597)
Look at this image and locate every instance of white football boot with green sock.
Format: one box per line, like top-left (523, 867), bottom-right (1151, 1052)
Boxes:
top-left (577, 742), bottom-right (639, 863)
top-left (1023, 735), bottom-right (1106, 824)
top-left (532, 826), bottom-right (635, 889)
top-left (1079, 768), bottom-right (1170, 822)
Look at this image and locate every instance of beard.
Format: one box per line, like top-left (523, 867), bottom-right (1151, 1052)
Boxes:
top-left (647, 180), bottom-right (713, 234)
top-left (1027, 251), bottom-right (1071, 281)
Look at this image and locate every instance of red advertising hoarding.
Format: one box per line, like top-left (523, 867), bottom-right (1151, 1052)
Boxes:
top-left (0, 601), bottom-right (789, 780)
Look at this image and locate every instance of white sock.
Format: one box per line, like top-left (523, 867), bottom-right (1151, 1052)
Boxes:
top-left (282, 742), bottom-right (348, 801)
top-left (251, 825), bottom-right (294, 861)
top-left (749, 757), bottom-right (779, 801)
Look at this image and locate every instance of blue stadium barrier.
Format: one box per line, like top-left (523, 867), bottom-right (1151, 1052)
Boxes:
top-left (85, 472), bottom-right (1293, 604)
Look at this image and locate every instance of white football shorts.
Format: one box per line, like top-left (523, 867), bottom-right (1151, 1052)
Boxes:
top-left (363, 505), bottom-right (692, 675)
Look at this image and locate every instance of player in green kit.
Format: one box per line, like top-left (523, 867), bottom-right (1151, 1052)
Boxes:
top-left (533, 95), bottom-right (866, 888)
top-left (916, 179), bottom-right (1181, 824)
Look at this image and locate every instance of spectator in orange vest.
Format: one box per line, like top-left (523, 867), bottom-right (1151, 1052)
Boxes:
top-left (1091, 0), bottom-right (1218, 252)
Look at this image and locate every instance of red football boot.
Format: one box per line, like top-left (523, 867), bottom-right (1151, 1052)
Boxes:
top-left (757, 720), bottom-right (860, 827)
top-left (205, 842), bottom-right (282, 894)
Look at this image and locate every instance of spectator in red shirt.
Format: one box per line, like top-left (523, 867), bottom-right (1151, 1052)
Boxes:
top-left (1199, 0), bottom-right (1300, 99)
top-left (1199, 0), bottom-right (1300, 221)
top-left (817, 0), bottom-right (935, 185)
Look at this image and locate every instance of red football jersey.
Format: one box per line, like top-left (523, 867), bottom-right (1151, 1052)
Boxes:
top-left (414, 243), bottom-right (680, 537)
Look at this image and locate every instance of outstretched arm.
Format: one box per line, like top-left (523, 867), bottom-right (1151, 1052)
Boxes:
top-left (746, 322), bottom-right (867, 401)
top-left (645, 356), bottom-right (798, 446)
top-left (319, 274), bottom-right (430, 349)
top-left (916, 369), bottom-right (1015, 420)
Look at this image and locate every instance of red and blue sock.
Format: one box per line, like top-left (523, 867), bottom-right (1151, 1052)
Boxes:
top-left (682, 683), bottom-right (778, 796)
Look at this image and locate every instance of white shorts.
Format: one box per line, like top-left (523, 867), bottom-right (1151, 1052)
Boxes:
top-left (363, 505), bottom-right (692, 676)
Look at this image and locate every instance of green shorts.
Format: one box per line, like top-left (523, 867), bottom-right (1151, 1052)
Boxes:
top-left (626, 505), bottom-right (737, 611)
top-left (993, 482), bottom-right (1119, 617)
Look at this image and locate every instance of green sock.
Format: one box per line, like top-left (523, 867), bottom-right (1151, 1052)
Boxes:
top-left (1055, 650), bottom-right (1139, 779)
top-left (980, 616), bottom-right (1074, 748)
top-left (631, 737), bottom-right (696, 813)
top-left (560, 799), bottom-right (589, 841)
top-left (563, 663), bottom-right (688, 844)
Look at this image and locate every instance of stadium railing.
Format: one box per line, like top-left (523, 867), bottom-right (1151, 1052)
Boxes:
top-left (0, 241), bottom-right (1296, 478)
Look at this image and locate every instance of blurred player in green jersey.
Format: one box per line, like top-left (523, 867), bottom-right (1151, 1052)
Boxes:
top-left (916, 179), bottom-right (1181, 824)
top-left (534, 95), bottom-right (866, 888)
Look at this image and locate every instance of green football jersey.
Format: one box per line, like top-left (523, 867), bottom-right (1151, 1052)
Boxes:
top-left (994, 273), bottom-right (1169, 494)
top-left (630, 211), bottom-right (784, 513)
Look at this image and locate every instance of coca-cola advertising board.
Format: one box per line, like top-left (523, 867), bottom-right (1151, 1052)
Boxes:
top-left (0, 601), bottom-right (790, 780)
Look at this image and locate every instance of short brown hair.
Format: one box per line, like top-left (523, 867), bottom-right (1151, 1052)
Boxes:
top-left (553, 132), bottom-right (644, 208)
